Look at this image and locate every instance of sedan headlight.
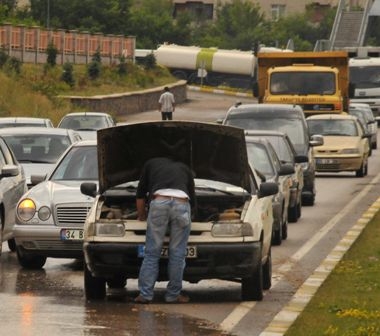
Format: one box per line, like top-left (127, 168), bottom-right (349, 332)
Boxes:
top-left (17, 199), bottom-right (36, 221)
top-left (95, 223), bottom-right (125, 236)
top-left (38, 206), bottom-right (51, 221)
top-left (211, 222), bottom-right (253, 237)
top-left (340, 148), bottom-right (360, 154)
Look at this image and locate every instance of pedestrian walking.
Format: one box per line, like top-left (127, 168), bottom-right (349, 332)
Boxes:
top-left (134, 155), bottom-right (195, 304)
top-left (158, 86), bottom-right (175, 120)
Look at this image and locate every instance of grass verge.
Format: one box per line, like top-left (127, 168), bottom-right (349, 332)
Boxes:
top-left (285, 204), bottom-right (380, 336)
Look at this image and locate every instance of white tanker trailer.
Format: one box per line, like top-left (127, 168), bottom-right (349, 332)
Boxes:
top-left (140, 44), bottom-right (257, 90)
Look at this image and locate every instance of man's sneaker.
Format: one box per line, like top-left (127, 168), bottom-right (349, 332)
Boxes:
top-left (134, 294), bottom-right (151, 304)
top-left (165, 294), bottom-right (190, 303)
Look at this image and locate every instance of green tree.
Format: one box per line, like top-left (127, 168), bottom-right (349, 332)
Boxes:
top-left (46, 41), bottom-right (58, 66)
top-left (128, 0), bottom-right (192, 48)
top-left (191, 0), bottom-right (266, 50)
top-left (30, 0), bottom-right (131, 34)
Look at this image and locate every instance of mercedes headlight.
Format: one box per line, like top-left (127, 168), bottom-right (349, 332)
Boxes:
top-left (17, 199), bottom-right (36, 221)
top-left (211, 222), bottom-right (253, 237)
top-left (38, 206), bottom-right (51, 221)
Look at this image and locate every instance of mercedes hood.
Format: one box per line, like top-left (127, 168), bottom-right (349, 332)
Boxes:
top-left (96, 121), bottom-right (251, 193)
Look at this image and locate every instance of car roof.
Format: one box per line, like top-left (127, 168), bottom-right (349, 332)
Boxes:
top-left (0, 127), bottom-right (75, 135)
top-left (0, 117), bottom-right (51, 123)
top-left (62, 112), bottom-right (111, 117)
top-left (244, 129), bottom-right (288, 138)
top-left (227, 103), bottom-right (304, 117)
top-left (306, 114), bottom-right (358, 121)
top-left (72, 139), bottom-right (97, 147)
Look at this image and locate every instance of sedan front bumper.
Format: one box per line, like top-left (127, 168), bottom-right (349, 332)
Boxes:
top-left (84, 241), bottom-right (262, 283)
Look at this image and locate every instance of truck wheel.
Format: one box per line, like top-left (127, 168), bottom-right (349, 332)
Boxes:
top-left (84, 266), bottom-right (106, 300)
top-left (16, 247), bottom-right (46, 269)
top-left (263, 247), bottom-right (272, 290)
top-left (241, 246), bottom-right (263, 301)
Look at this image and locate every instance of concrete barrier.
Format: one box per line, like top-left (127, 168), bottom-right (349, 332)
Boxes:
top-left (60, 80), bottom-right (187, 118)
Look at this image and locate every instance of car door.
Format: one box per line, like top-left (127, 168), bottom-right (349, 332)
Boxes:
top-left (0, 137), bottom-right (27, 240)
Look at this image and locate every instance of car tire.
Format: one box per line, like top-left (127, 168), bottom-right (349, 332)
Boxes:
top-left (0, 219), bottom-right (3, 256)
top-left (302, 193), bottom-right (315, 206)
top-left (288, 205), bottom-right (298, 223)
top-left (355, 160), bottom-right (367, 177)
top-left (272, 222), bottom-right (282, 246)
top-left (241, 245), bottom-right (263, 301)
top-left (282, 219), bottom-right (288, 240)
top-left (7, 238), bottom-right (16, 252)
top-left (263, 247), bottom-right (272, 290)
top-left (107, 277), bottom-right (127, 289)
top-left (84, 265), bottom-right (106, 300)
top-left (16, 247), bottom-right (46, 269)
top-left (297, 201), bottom-right (302, 218)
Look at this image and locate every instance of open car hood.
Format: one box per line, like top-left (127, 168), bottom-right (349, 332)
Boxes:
top-left (97, 121), bottom-right (251, 193)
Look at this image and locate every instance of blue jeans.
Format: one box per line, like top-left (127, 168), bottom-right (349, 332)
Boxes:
top-left (138, 198), bottom-right (191, 301)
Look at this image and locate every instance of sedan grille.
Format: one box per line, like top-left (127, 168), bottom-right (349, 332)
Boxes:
top-left (56, 203), bottom-right (92, 227)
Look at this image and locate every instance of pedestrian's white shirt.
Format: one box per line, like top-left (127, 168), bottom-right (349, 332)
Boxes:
top-left (159, 92), bottom-right (175, 112)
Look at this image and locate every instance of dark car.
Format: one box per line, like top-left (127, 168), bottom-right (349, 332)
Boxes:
top-left (222, 103), bottom-right (323, 206)
top-left (245, 136), bottom-right (294, 244)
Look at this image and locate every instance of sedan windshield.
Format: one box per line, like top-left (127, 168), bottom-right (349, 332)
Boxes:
top-left (225, 117), bottom-right (305, 153)
top-left (308, 119), bottom-right (358, 136)
top-left (51, 146), bottom-right (98, 180)
top-left (60, 116), bottom-right (107, 130)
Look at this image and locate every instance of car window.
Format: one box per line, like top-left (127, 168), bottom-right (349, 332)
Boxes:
top-left (225, 116), bottom-right (306, 152)
top-left (246, 142), bottom-right (276, 179)
top-left (3, 134), bottom-right (71, 163)
top-left (51, 146), bottom-right (98, 180)
top-left (264, 136), bottom-right (294, 164)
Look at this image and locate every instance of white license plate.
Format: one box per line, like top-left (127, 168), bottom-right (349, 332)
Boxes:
top-left (138, 245), bottom-right (197, 258)
top-left (60, 229), bottom-right (84, 241)
top-left (317, 158), bottom-right (337, 164)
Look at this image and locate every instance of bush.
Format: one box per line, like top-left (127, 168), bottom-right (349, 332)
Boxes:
top-left (87, 48), bottom-right (102, 80)
top-left (61, 62), bottom-right (75, 87)
top-left (117, 55), bottom-right (127, 76)
top-left (46, 41), bottom-right (58, 67)
top-left (0, 49), bottom-right (9, 67)
top-left (143, 53), bottom-right (156, 70)
top-left (4, 56), bottom-right (22, 74)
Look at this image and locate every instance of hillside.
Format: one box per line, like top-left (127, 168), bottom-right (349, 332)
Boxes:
top-left (0, 61), bottom-right (175, 126)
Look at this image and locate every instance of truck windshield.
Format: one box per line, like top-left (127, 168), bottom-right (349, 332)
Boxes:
top-left (350, 66), bottom-right (380, 89)
top-left (270, 72), bottom-right (336, 95)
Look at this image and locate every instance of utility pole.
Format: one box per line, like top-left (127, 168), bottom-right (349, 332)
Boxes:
top-left (47, 0), bottom-right (50, 29)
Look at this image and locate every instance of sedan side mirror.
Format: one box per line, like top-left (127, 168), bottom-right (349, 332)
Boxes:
top-left (310, 134), bottom-right (324, 147)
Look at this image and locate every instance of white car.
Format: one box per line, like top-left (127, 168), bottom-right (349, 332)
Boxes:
top-left (0, 127), bottom-right (82, 188)
top-left (81, 121), bottom-right (278, 301)
top-left (57, 112), bottom-right (116, 140)
top-left (14, 140), bottom-right (97, 269)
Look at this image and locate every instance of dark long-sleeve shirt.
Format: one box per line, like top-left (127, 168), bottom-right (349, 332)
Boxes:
top-left (136, 157), bottom-right (195, 207)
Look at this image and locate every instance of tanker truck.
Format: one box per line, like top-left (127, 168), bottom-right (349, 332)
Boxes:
top-left (253, 51), bottom-right (355, 116)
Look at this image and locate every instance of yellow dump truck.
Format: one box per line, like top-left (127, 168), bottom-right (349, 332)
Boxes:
top-left (253, 51), bottom-right (354, 116)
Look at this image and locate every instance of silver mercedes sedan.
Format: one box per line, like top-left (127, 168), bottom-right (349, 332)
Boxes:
top-left (14, 140), bottom-right (97, 269)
